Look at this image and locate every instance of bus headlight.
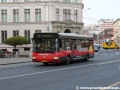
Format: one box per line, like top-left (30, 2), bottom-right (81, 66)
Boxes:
top-left (53, 57), bottom-right (59, 59)
top-left (32, 57), bottom-right (36, 59)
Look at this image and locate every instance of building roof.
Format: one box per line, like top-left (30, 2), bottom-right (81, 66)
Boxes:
top-left (113, 18), bottom-right (120, 24)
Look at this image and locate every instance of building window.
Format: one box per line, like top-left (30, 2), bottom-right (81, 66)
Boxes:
top-left (1, 49), bottom-right (7, 51)
top-left (74, 0), bottom-right (78, 3)
top-left (24, 47), bottom-right (30, 51)
top-left (24, 9), bottom-right (30, 22)
top-left (74, 10), bottom-right (78, 22)
top-left (56, 9), bottom-right (60, 21)
top-left (63, 0), bottom-right (70, 2)
top-left (35, 0), bottom-right (41, 1)
top-left (63, 9), bottom-right (71, 21)
top-left (13, 49), bottom-right (19, 53)
top-left (1, 0), bottom-right (7, 2)
top-left (35, 9), bottom-right (41, 22)
top-left (24, 0), bottom-right (30, 2)
top-left (1, 10), bottom-right (7, 23)
top-left (24, 30), bottom-right (30, 44)
top-left (13, 0), bottom-right (18, 2)
top-left (1, 31), bottom-right (7, 43)
top-left (35, 30), bottom-right (41, 33)
top-left (13, 9), bottom-right (19, 22)
top-left (13, 30), bottom-right (19, 36)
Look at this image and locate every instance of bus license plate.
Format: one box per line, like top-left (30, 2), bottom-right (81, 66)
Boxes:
top-left (41, 60), bottom-right (48, 62)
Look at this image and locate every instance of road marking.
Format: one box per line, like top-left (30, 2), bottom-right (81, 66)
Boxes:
top-left (97, 59), bottom-right (120, 65)
top-left (0, 60), bottom-right (120, 80)
top-left (116, 52), bottom-right (120, 55)
top-left (107, 82), bottom-right (120, 87)
top-left (105, 54), bottom-right (108, 55)
top-left (95, 52), bottom-right (120, 56)
top-left (110, 54), bottom-right (114, 55)
top-left (100, 82), bottom-right (120, 90)
top-left (0, 63), bottom-right (96, 80)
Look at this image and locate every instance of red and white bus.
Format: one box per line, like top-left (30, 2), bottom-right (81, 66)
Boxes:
top-left (32, 33), bottom-right (94, 65)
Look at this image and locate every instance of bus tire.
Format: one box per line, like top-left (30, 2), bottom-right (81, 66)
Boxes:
top-left (65, 56), bottom-right (71, 65)
top-left (82, 54), bottom-right (89, 62)
top-left (43, 62), bottom-right (48, 65)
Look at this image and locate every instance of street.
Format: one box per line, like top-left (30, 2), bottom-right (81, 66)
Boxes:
top-left (0, 49), bottom-right (120, 90)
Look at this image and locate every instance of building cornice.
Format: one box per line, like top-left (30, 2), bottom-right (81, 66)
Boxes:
top-left (0, 1), bottom-right (83, 5)
top-left (113, 18), bottom-right (120, 24)
top-left (51, 21), bottom-right (84, 26)
top-left (0, 22), bottom-right (49, 25)
top-left (0, 21), bottom-right (84, 25)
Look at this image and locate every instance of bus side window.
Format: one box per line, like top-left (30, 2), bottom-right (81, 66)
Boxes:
top-left (59, 39), bottom-right (62, 48)
top-left (77, 40), bottom-right (81, 50)
top-left (60, 39), bottom-right (65, 50)
top-left (70, 43), bottom-right (72, 50)
top-left (74, 40), bottom-right (77, 49)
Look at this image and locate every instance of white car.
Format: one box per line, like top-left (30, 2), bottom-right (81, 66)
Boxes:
top-left (94, 44), bottom-right (100, 52)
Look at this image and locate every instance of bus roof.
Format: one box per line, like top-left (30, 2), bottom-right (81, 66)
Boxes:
top-left (58, 33), bottom-right (93, 40)
top-left (33, 32), bottom-right (93, 40)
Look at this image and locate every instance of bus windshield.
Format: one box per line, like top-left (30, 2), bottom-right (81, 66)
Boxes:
top-left (33, 38), bottom-right (59, 52)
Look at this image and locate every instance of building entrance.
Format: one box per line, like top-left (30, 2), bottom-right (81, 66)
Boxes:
top-left (64, 29), bottom-right (71, 33)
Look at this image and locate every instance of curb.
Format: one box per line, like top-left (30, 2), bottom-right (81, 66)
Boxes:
top-left (0, 61), bottom-right (32, 66)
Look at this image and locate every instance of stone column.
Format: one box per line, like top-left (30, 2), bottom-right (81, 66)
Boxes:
top-left (80, 27), bottom-right (83, 35)
top-left (61, 25), bottom-right (64, 33)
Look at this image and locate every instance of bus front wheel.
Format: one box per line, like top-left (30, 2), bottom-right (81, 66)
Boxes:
top-left (83, 54), bottom-right (89, 62)
top-left (65, 56), bottom-right (71, 65)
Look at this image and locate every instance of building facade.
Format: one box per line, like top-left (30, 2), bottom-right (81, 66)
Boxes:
top-left (97, 19), bottom-right (114, 44)
top-left (98, 19), bottom-right (114, 31)
top-left (83, 24), bottom-right (99, 44)
top-left (97, 28), bottom-right (113, 45)
top-left (113, 18), bottom-right (120, 47)
top-left (0, 0), bottom-right (84, 55)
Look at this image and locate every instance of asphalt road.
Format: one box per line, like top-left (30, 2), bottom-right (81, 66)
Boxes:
top-left (0, 49), bottom-right (120, 90)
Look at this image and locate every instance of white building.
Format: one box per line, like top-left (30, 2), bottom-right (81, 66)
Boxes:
top-left (113, 18), bottom-right (120, 47)
top-left (98, 19), bottom-right (114, 32)
top-left (83, 24), bottom-right (99, 35)
top-left (0, 0), bottom-right (84, 56)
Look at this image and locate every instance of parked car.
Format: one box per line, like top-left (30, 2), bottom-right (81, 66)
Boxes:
top-left (4, 51), bottom-right (13, 57)
top-left (0, 49), bottom-right (12, 58)
top-left (0, 49), bottom-right (5, 58)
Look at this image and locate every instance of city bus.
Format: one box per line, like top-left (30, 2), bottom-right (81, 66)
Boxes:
top-left (102, 40), bottom-right (119, 49)
top-left (32, 33), bottom-right (94, 65)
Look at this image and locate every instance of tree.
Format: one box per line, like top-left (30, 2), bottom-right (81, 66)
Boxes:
top-left (4, 36), bottom-right (28, 50)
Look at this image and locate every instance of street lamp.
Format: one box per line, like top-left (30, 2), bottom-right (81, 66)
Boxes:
top-left (82, 8), bottom-right (91, 21)
top-left (47, 1), bottom-right (50, 32)
top-left (83, 8), bottom-right (90, 12)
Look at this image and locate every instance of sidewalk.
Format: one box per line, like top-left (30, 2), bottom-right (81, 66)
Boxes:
top-left (0, 57), bottom-right (32, 65)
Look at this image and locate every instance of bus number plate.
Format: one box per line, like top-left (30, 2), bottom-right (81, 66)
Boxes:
top-left (41, 60), bottom-right (48, 62)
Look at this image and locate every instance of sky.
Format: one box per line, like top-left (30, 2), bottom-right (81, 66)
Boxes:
top-left (83, 0), bottom-right (120, 25)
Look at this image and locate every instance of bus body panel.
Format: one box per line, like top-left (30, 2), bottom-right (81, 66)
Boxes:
top-left (32, 49), bottom-right (91, 63)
